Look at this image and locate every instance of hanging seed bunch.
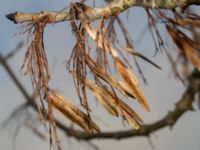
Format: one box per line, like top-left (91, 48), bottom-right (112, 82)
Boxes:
top-left (144, 9), bottom-right (200, 82)
top-left (67, 3), bottom-right (152, 130)
top-left (19, 2), bottom-right (200, 135)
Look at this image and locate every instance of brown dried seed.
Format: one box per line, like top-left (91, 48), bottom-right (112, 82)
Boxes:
top-left (114, 57), bottom-right (150, 112)
top-left (49, 92), bottom-right (100, 133)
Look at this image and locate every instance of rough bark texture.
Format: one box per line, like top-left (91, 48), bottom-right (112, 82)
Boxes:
top-left (6, 0), bottom-right (200, 24)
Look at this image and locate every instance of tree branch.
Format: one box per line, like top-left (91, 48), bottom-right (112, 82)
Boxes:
top-left (6, 0), bottom-right (200, 24)
top-left (59, 70), bottom-right (200, 140)
top-left (0, 53), bottom-right (31, 102)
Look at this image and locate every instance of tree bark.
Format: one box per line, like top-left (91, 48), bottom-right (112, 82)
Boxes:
top-left (6, 0), bottom-right (200, 24)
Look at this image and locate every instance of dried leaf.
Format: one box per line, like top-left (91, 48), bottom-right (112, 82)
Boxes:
top-left (123, 47), bottom-right (162, 70)
top-left (85, 77), bottom-right (143, 129)
top-left (167, 26), bottom-right (200, 71)
top-left (170, 17), bottom-right (200, 28)
top-left (119, 100), bottom-right (143, 123)
top-left (49, 92), bottom-right (100, 133)
top-left (122, 110), bottom-right (140, 129)
top-left (86, 56), bottom-right (136, 99)
top-left (114, 57), bottom-right (150, 112)
top-left (85, 79), bottom-right (118, 116)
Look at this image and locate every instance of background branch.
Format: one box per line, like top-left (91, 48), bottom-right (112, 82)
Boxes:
top-left (1, 50), bottom-right (200, 141)
top-left (58, 70), bottom-right (200, 140)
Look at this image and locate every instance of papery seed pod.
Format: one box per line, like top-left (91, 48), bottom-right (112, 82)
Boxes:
top-left (114, 57), bottom-right (150, 112)
top-left (49, 92), bottom-right (100, 133)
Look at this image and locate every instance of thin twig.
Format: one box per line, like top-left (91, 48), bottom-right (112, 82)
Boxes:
top-left (6, 0), bottom-right (200, 24)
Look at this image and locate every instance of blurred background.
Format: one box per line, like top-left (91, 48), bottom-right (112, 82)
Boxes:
top-left (0, 0), bottom-right (200, 150)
